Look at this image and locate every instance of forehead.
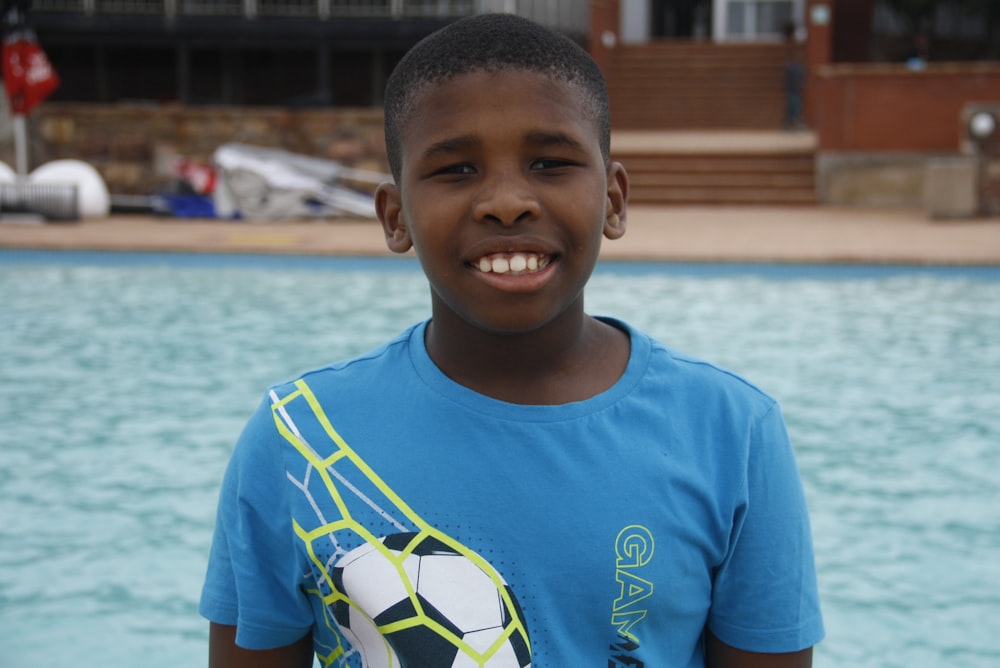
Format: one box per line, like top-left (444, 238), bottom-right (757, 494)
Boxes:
top-left (400, 70), bottom-right (598, 159)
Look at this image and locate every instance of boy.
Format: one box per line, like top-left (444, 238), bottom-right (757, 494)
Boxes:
top-left (200, 13), bottom-right (823, 667)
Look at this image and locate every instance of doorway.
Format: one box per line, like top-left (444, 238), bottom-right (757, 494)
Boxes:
top-left (649, 0), bottom-right (713, 40)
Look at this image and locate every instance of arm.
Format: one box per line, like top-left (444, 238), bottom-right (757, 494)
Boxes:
top-left (209, 623), bottom-right (314, 668)
top-left (708, 405), bottom-right (824, 664)
top-left (705, 628), bottom-right (812, 668)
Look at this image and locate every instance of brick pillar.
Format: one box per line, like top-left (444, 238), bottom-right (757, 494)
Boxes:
top-left (805, 0), bottom-right (834, 127)
top-left (588, 0), bottom-right (621, 76)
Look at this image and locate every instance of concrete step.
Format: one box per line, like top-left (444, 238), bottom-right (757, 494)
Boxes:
top-left (610, 110), bottom-right (785, 129)
top-left (626, 186), bottom-right (816, 205)
top-left (628, 172), bottom-right (815, 188)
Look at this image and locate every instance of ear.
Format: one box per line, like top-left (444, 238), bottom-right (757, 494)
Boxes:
top-left (603, 161), bottom-right (628, 241)
top-left (375, 182), bottom-right (412, 254)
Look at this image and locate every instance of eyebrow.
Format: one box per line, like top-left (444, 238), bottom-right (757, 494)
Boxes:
top-left (420, 135), bottom-right (481, 162)
top-left (523, 130), bottom-right (589, 154)
top-left (418, 129), bottom-right (590, 163)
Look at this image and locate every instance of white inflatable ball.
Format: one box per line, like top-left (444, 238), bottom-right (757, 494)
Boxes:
top-left (0, 161), bottom-right (17, 183)
top-left (30, 159), bottom-right (111, 219)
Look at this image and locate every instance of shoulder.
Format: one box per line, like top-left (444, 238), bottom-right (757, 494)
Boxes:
top-left (623, 322), bottom-right (778, 417)
top-left (229, 323), bottom-right (423, 465)
top-left (271, 322), bottom-right (421, 398)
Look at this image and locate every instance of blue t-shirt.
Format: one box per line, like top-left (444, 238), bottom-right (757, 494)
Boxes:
top-left (200, 319), bottom-right (823, 666)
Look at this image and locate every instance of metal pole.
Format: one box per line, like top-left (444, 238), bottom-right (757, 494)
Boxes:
top-left (976, 153), bottom-right (988, 217)
top-left (13, 114), bottom-right (27, 178)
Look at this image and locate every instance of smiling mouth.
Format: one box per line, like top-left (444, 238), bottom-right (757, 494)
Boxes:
top-left (474, 252), bottom-right (552, 275)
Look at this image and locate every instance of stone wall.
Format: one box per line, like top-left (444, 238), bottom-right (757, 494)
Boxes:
top-left (1, 103), bottom-right (389, 195)
top-left (817, 153), bottom-right (935, 207)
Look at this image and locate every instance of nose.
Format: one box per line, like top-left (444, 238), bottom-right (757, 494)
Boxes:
top-left (472, 169), bottom-right (540, 226)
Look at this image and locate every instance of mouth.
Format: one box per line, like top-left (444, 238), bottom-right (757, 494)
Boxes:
top-left (472, 252), bottom-right (552, 276)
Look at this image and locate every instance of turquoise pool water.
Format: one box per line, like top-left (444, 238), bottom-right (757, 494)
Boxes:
top-left (1, 251), bottom-right (998, 667)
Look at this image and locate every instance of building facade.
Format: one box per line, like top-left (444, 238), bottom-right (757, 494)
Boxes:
top-left (22, 0), bottom-right (588, 106)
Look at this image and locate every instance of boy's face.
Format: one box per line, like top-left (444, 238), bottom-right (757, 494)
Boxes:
top-left (376, 69), bottom-right (627, 337)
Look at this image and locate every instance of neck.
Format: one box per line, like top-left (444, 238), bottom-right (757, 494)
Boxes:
top-left (424, 303), bottom-right (629, 405)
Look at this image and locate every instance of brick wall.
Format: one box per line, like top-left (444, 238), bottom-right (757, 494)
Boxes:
top-left (3, 104), bottom-right (389, 195)
top-left (815, 62), bottom-right (1000, 152)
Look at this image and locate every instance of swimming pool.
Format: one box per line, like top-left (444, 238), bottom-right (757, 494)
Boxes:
top-left (2, 250), bottom-right (998, 667)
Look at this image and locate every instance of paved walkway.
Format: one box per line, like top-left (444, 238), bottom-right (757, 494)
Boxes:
top-left (1, 205), bottom-right (999, 265)
top-left (3, 129), bottom-right (996, 265)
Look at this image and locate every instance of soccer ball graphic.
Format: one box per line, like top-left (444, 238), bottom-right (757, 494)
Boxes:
top-left (332, 532), bottom-right (531, 667)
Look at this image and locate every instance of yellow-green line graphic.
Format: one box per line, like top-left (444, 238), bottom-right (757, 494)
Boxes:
top-left (271, 379), bottom-right (531, 668)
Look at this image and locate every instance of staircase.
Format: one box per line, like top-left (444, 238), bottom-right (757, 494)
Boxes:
top-left (605, 42), bottom-right (816, 206)
top-left (607, 42), bottom-right (789, 129)
top-left (612, 131), bottom-right (817, 206)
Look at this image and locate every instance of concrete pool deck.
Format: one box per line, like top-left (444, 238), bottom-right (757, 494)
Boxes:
top-left (1, 205), bottom-right (999, 265)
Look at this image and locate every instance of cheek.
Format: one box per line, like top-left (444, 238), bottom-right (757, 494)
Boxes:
top-left (405, 193), bottom-right (455, 231)
top-left (404, 217), bottom-right (458, 278)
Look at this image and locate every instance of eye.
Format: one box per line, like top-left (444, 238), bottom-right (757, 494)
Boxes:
top-left (433, 163), bottom-right (476, 176)
top-left (530, 158), bottom-right (574, 171)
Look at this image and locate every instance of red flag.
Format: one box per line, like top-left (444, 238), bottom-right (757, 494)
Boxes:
top-left (3, 27), bottom-right (59, 115)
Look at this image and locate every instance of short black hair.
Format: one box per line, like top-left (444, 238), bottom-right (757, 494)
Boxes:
top-left (383, 13), bottom-right (610, 182)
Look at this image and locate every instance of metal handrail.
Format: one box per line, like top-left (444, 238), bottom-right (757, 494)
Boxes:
top-left (28, 0), bottom-right (587, 32)
top-left (30, 0), bottom-right (467, 17)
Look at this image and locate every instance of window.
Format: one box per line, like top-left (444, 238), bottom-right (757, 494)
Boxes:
top-left (724, 0), bottom-right (795, 40)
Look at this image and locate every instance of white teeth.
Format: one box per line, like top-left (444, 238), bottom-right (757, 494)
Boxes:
top-left (476, 252), bottom-right (547, 275)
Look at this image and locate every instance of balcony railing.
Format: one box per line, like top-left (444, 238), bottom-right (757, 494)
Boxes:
top-left (30, 0), bottom-right (588, 32)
